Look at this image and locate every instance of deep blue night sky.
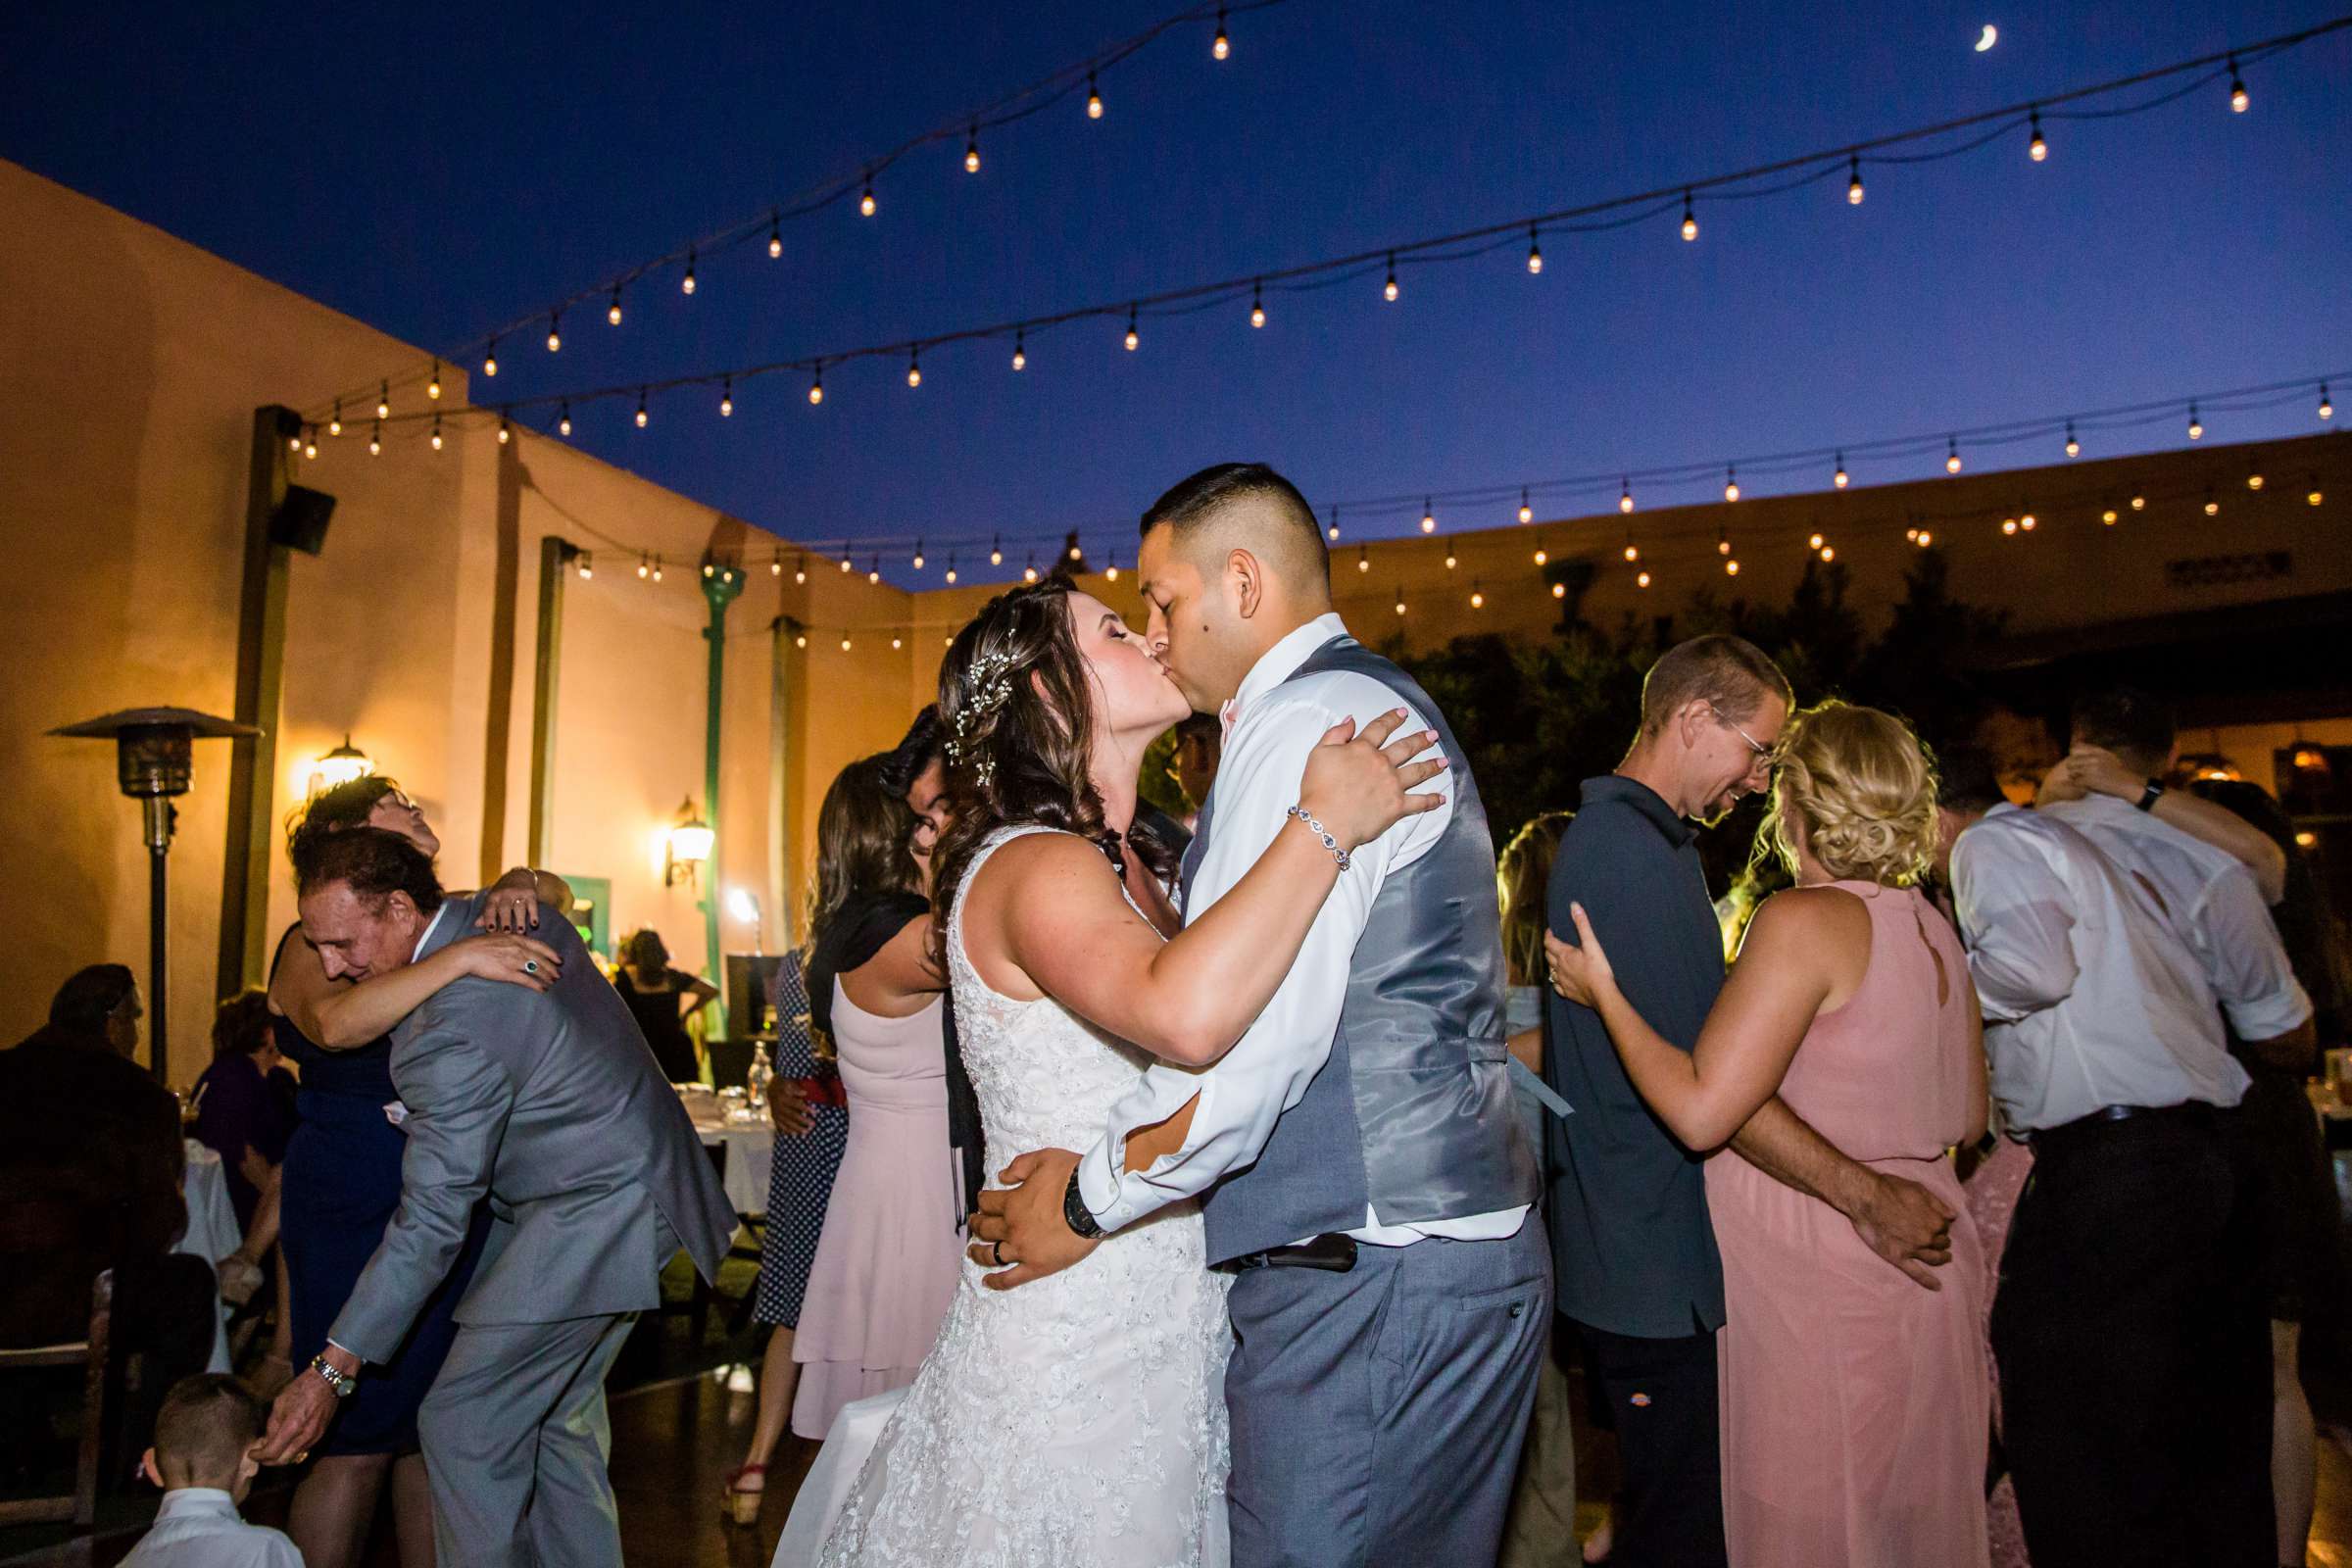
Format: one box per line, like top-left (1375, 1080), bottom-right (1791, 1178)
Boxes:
top-left (5, 2), bottom-right (2346, 580)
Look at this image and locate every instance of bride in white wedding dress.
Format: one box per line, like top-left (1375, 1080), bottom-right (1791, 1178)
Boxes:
top-left (775, 579), bottom-right (1442, 1568)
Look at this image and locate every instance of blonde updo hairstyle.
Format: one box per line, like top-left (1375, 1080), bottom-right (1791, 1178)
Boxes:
top-left (1755, 700), bottom-right (1938, 888)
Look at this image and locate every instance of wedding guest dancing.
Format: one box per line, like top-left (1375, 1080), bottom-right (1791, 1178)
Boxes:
top-left (258, 827), bottom-right (737, 1568)
top-left (1943, 759), bottom-right (2295, 1568)
top-left (1549, 702), bottom-right (1990, 1568)
top-left (263, 776), bottom-right (565, 1568)
top-left (972, 463), bottom-right (1546, 1568)
top-left (1542, 638), bottom-right (1956, 1568)
top-left (775, 561), bottom-right (1443, 1566)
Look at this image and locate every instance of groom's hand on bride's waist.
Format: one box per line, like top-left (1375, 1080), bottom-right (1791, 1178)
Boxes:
top-left (967, 1149), bottom-right (1097, 1291)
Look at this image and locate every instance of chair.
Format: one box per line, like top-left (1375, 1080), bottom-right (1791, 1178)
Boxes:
top-left (0, 1268), bottom-right (112, 1561)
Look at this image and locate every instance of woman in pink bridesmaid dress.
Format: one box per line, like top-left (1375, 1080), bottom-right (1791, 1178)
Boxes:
top-left (1548, 702), bottom-right (1989, 1568)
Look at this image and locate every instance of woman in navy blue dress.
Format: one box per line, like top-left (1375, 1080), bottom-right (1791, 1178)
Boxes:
top-left (268, 776), bottom-right (569, 1568)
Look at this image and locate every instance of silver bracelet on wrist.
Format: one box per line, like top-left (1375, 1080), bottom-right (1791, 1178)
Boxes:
top-left (1287, 804), bottom-right (1350, 871)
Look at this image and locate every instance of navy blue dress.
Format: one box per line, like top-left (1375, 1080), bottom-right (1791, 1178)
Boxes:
top-left (270, 927), bottom-right (489, 1455)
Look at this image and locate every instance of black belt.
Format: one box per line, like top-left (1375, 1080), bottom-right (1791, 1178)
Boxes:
top-left (2027, 1100), bottom-right (2221, 1147)
top-left (1213, 1234), bottom-right (1358, 1274)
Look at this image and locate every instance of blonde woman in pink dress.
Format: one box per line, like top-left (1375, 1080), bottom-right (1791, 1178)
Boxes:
top-left (1547, 702), bottom-right (1989, 1568)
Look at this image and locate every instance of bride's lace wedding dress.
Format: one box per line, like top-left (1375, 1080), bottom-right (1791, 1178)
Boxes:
top-left (783, 826), bottom-right (1232, 1568)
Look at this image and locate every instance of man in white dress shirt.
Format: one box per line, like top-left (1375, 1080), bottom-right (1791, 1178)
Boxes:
top-left (976, 464), bottom-right (1546, 1566)
top-left (1940, 744), bottom-right (2292, 1568)
top-left (126, 1375), bottom-right (303, 1568)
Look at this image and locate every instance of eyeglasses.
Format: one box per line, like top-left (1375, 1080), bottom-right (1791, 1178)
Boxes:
top-left (1708, 703), bottom-right (1777, 768)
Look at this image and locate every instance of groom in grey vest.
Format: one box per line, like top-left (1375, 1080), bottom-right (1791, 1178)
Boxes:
top-left (259, 827), bottom-right (738, 1568)
top-left (975, 463), bottom-right (1547, 1566)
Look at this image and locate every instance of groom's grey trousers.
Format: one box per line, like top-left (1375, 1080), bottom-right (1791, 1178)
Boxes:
top-left (1225, 1223), bottom-right (1551, 1568)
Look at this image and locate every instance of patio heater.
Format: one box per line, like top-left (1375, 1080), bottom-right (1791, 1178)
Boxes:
top-left (50, 707), bottom-right (260, 1081)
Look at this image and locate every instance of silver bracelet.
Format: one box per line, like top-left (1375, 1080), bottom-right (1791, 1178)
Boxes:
top-left (1287, 804), bottom-right (1350, 871)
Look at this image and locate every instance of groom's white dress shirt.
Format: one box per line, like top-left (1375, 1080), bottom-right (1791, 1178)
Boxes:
top-left (121, 1489), bottom-right (303, 1568)
top-left (1075, 612), bottom-right (1530, 1247)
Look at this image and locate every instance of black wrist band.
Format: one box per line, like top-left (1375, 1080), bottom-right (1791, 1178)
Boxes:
top-left (1062, 1164), bottom-right (1106, 1240)
top-left (2135, 779), bottom-right (2166, 812)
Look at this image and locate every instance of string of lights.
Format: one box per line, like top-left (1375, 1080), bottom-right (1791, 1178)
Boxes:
top-left (301, 17), bottom-right (2351, 448)
top-left (470, 368), bottom-right (2344, 626)
top-left (301, 0), bottom-right (1291, 423)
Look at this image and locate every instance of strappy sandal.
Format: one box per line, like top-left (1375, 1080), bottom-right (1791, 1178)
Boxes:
top-left (721, 1462), bottom-right (766, 1527)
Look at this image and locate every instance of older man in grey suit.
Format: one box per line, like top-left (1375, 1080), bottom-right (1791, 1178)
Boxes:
top-left (259, 828), bottom-right (737, 1568)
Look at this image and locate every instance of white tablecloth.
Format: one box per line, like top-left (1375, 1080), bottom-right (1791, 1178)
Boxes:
top-left (173, 1140), bottom-right (239, 1373)
top-left (681, 1091), bottom-right (775, 1216)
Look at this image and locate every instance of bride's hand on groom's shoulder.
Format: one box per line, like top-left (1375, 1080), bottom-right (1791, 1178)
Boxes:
top-left (966, 1149), bottom-right (1097, 1291)
top-left (1298, 708), bottom-right (1446, 854)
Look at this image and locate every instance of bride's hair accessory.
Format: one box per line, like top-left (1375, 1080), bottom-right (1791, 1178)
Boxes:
top-left (944, 646), bottom-right (1017, 788)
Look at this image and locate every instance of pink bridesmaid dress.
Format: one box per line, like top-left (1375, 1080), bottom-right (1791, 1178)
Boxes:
top-left (791, 985), bottom-right (962, 1439)
top-left (1707, 881), bottom-right (1989, 1568)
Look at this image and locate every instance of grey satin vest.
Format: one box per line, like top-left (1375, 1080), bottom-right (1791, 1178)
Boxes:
top-left (1190, 635), bottom-right (1540, 1264)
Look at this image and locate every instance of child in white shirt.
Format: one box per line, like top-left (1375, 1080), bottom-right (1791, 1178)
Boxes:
top-left (124, 1373), bottom-right (303, 1567)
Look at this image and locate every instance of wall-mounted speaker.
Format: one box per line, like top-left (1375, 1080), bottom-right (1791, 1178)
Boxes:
top-left (268, 485), bottom-right (336, 555)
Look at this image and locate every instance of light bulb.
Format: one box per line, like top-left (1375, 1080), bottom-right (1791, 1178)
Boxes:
top-left (2247, 471), bottom-right (2263, 491)
top-left (1846, 158), bottom-right (1864, 206)
top-left (841, 637), bottom-right (852, 652)
top-left (1420, 501), bottom-right (1435, 534)
top-left (1724, 466), bottom-right (1740, 503)
top-left (1124, 307), bottom-right (1140, 351)
top-left (1551, 581), bottom-right (1566, 599)
top-left (1519, 489), bottom-right (1534, 525)
top-left (719, 380), bottom-right (733, 417)
top-left (1357, 549), bottom-right (1370, 573)
top-left (2230, 60), bottom-right (2248, 113)
top-left (869, 561), bottom-right (882, 584)
top-left (2310, 485), bottom-right (2325, 507)
top-left (376, 382), bottom-right (391, 420)
top-left (859, 179), bottom-right (876, 218)
top-left (1820, 545), bottom-right (1836, 562)
top-left (2065, 421), bottom-right (2080, 458)
top-left (1623, 537), bottom-right (1639, 563)
top-left (1725, 558), bottom-right (1740, 576)
top-left (1808, 531), bottom-right (1825, 550)
top-left (290, 432), bottom-right (302, 452)
top-left (496, 417), bottom-right (511, 446)
top-left (1445, 548), bottom-right (1457, 569)
top-left (328, 402), bottom-right (342, 436)
top-left (1907, 527), bottom-right (1920, 542)
top-left (609, 287), bottom-right (623, 325)
top-left (429, 415), bottom-right (444, 452)
top-left (546, 314), bottom-right (562, 353)
top-left (795, 634), bottom-right (807, 649)
top-left (641, 558), bottom-right (652, 579)
top-left (906, 352), bottom-right (922, 389)
top-left (945, 562), bottom-right (958, 584)
top-left (1069, 544), bottom-right (1083, 562)
top-left (1717, 533), bottom-right (1731, 556)
top-left (2320, 384), bottom-right (2333, 421)
top-left (768, 558), bottom-right (780, 576)
top-left (1011, 332), bottom-right (1027, 371)
top-left (1023, 559), bottom-right (1039, 583)
top-left (1834, 453), bottom-right (1848, 489)
top-left (427, 361), bottom-right (442, 400)
top-left (1619, 480), bottom-right (1634, 514)
top-left (808, 370), bottom-right (824, 406)
top-left (2021, 513), bottom-right (2036, 530)
top-left (1945, 439), bottom-right (1962, 474)
top-left (990, 538), bottom-right (1004, 566)
top-left (841, 557), bottom-right (854, 573)
top-left (577, 554), bottom-right (593, 580)
top-left (1394, 595), bottom-right (1406, 616)
top-left (2102, 509), bottom-right (2118, 524)
top-left (654, 560), bottom-right (664, 581)
top-left (1527, 228), bottom-right (1544, 273)
top-left (892, 637), bottom-right (903, 650)
top-left (2131, 494), bottom-right (2145, 511)
top-left (1680, 192), bottom-right (1697, 242)
top-left (795, 560), bottom-right (808, 583)
top-left (2187, 404), bottom-right (2203, 440)
top-left (1212, 8), bottom-right (1229, 59)
top-left (680, 251), bottom-right (696, 294)
top-left (1637, 569), bottom-right (1651, 588)
top-left (768, 215), bottom-right (783, 258)
top-left (1250, 284), bottom-right (1265, 329)
top-left (1533, 545), bottom-right (1548, 565)
top-left (2028, 110), bottom-right (2046, 162)
top-left (1915, 529), bottom-right (1932, 547)
top-left (912, 542), bottom-right (926, 569)
top-left (1105, 559), bottom-right (1119, 581)
top-left (1384, 256), bottom-right (1399, 302)
top-left (482, 344), bottom-right (498, 377)
top-left (558, 402), bottom-right (572, 437)
top-left (303, 431), bottom-right (318, 460)
top-left (964, 126), bottom-right (980, 173)
top-left (634, 391), bottom-right (649, 428)
top-left (1470, 587), bottom-right (1485, 609)
top-left (2204, 494), bottom-right (2220, 516)
top-left (1087, 74), bottom-right (1102, 119)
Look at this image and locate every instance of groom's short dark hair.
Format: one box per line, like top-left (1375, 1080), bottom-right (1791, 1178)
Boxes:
top-left (293, 825), bottom-right (446, 916)
top-left (1140, 464), bottom-right (1329, 587)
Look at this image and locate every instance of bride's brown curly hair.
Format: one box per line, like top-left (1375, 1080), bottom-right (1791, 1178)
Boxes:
top-left (927, 576), bottom-right (1179, 969)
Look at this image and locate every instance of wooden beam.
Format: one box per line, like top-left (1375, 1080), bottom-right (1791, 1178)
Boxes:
top-left (477, 440), bottom-right (523, 884)
top-left (216, 406), bottom-right (298, 1000)
top-left (526, 537), bottom-right (569, 868)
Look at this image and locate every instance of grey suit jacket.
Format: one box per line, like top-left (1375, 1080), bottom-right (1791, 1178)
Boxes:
top-left (329, 892), bottom-right (739, 1363)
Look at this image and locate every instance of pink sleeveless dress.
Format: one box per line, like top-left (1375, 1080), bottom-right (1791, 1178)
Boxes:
top-left (1707, 881), bottom-right (1989, 1568)
top-left (791, 985), bottom-right (961, 1439)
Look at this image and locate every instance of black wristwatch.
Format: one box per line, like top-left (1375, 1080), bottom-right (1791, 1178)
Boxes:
top-left (2135, 779), bottom-right (2166, 812)
top-left (1062, 1165), bottom-right (1106, 1240)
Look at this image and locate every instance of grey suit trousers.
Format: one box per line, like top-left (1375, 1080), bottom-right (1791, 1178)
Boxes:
top-left (1225, 1222), bottom-right (1551, 1568)
top-left (418, 1311), bottom-right (636, 1568)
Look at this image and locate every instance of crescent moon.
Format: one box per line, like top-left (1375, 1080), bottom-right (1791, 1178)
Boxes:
top-left (1975, 24), bottom-right (1997, 51)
